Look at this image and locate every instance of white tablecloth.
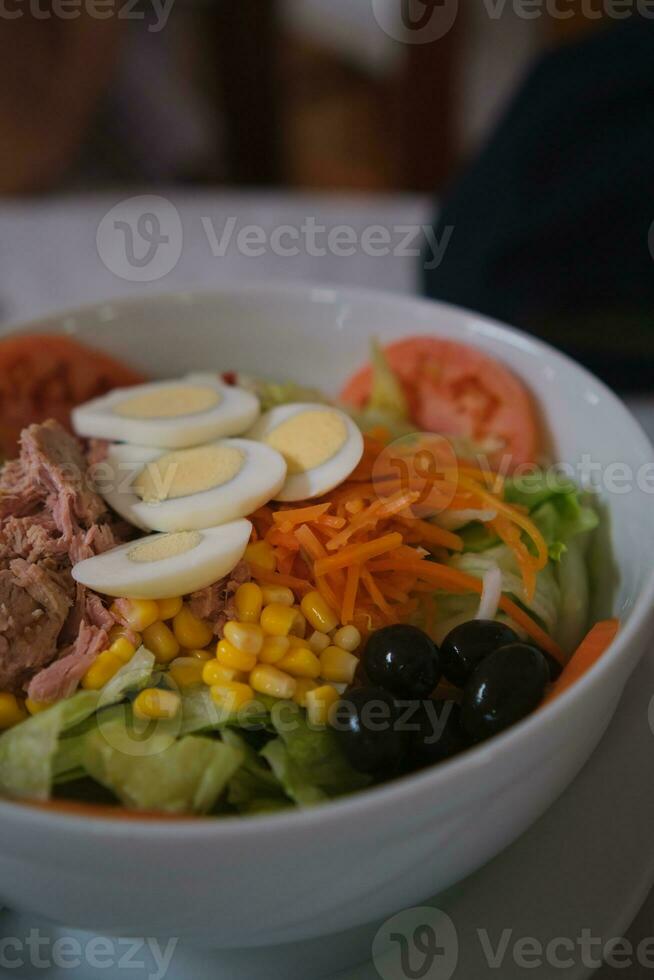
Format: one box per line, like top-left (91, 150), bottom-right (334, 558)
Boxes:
top-left (0, 193), bottom-right (652, 974)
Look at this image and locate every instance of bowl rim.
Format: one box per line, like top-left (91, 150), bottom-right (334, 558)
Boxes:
top-left (1, 280), bottom-right (653, 838)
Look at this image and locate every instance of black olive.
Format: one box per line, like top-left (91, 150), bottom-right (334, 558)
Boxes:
top-left (406, 699), bottom-right (468, 769)
top-left (332, 687), bottom-right (406, 775)
top-left (363, 625), bottom-right (441, 699)
top-left (440, 619), bottom-right (520, 687)
top-left (461, 643), bottom-right (550, 743)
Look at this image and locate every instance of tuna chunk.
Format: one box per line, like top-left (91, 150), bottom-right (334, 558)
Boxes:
top-left (0, 559), bottom-right (73, 694)
top-left (27, 622), bottom-right (109, 703)
top-left (189, 560), bottom-right (251, 637)
top-left (0, 420), bottom-right (131, 698)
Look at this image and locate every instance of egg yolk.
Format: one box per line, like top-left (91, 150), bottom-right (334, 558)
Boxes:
top-left (114, 385), bottom-right (221, 420)
top-left (128, 530), bottom-right (202, 563)
top-left (133, 445), bottom-right (245, 503)
top-left (264, 409), bottom-right (347, 474)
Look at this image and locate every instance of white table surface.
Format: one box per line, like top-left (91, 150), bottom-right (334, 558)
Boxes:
top-left (0, 191), bottom-right (652, 977)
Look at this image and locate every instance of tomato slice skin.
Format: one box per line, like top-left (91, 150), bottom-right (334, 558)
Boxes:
top-left (0, 334), bottom-right (146, 458)
top-left (340, 336), bottom-right (541, 467)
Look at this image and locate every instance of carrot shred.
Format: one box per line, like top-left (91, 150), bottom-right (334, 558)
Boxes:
top-left (360, 565), bottom-right (394, 618)
top-left (544, 620), bottom-right (620, 702)
top-left (273, 502), bottom-right (331, 529)
top-left (314, 532), bottom-right (403, 576)
top-left (341, 563), bottom-right (361, 625)
top-left (249, 564), bottom-right (313, 595)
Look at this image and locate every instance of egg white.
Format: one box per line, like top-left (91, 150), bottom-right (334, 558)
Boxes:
top-left (72, 378), bottom-right (260, 449)
top-left (247, 403), bottom-right (364, 502)
top-left (97, 438), bottom-right (287, 532)
top-left (72, 520), bottom-right (252, 599)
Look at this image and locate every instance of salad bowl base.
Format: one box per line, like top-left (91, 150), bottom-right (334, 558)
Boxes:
top-left (2, 648), bottom-right (653, 980)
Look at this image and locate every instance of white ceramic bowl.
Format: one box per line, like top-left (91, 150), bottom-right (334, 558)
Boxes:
top-left (1, 284), bottom-right (653, 947)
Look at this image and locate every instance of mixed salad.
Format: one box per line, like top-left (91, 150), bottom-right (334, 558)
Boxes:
top-left (0, 333), bottom-right (619, 816)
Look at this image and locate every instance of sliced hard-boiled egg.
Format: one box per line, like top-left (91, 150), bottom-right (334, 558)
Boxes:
top-left (247, 403), bottom-right (364, 501)
top-left (96, 438), bottom-right (286, 532)
top-left (72, 377), bottom-right (259, 449)
top-left (72, 520), bottom-right (252, 599)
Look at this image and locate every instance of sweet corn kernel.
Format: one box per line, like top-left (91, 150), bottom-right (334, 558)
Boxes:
top-left (245, 540), bottom-right (276, 571)
top-left (108, 637), bottom-right (136, 664)
top-left (259, 635), bottom-right (290, 664)
top-left (289, 608), bottom-right (307, 638)
top-left (278, 647), bottom-right (321, 679)
top-left (202, 659), bottom-right (243, 686)
top-left (261, 585), bottom-right (294, 607)
top-left (332, 625), bottom-right (362, 653)
top-left (108, 625), bottom-right (141, 648)
top-left (306, 684), bottom-right (339, 726)
top-left (81, 650), bottom-right (124, 690)
top-left (110, 598), bottom-right (159, 632)
top-left (188, 648), bottom-right (213, 661)
top-left (234, 582), bottom-right (263, 623)
top-left (173, 605), bottom-right (214, 649)
top-left (293, 678), bottom-right (318, 708)
top-left (224, 620), bottom-right (264, 656)
top-left (168, 657), bottom-right (205, 688)
top-left (142, 621), bottom-right (180, 664)
top-left (216, 638), bottom-right (257, 673)
top-left (308, 630), bottom-right (331, 654)
top-left (320, 646), bottom-right (359, 684)
top-left (0, 692), bottom-right (27, 729)
top-left (250, 665), bottom-right (297, 700)
top-left (157, 596), bottom-right (183, 621)
top-left (25, 698), bottom-right (49, 715)
top-left (210, 682), bottom-right (254, 712)
top-left (260, 603), bottom-right (297, 637)
top-left (133, 688), bottom-right (181, 721)
top-left (300, 591), bottom-right (339, 633)
top-left (287, 633), bottom-right (311, 649)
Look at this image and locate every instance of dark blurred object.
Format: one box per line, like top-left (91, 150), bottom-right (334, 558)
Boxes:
top-left (423, 17), bottom-right (654, 391)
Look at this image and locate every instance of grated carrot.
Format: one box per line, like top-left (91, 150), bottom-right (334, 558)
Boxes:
top-left (273, 502), bottom-right (331, 529)
top-left (314, 532), bottom-right (403, 576)
top-left (342, 563), bottom-right (361, 625)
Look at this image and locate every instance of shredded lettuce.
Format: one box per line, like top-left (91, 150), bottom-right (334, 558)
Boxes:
top-left (504, 473), bottom-right (599, 561)
top-left (222, 729), bottom-right (290, 813)
top-left (261, 703), bottom-right (371, 806)
top-left (346, 340), bottom-right (417, 439)
top-left (0, 647), bottom-right (155, 800)
top-left (82, 723), bottom-right (243, 814)
top-left (237, 374), bottom-right (328, 413)
top-left (449, 545), bottom-right (561, 637)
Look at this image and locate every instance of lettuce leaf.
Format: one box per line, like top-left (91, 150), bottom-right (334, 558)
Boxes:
top-left (504, 472), bottom-right (599, 561)
top-left (221, 729), bottom-right (289, 812)
top-left (0, 647), bottom-right (155, 801)
top-left (347, 340), bottom-right (417, 439)
top-left (449, 545), bottom-right (561, 637)
top-left (82, 724), bottom-right (243, 814)
top-left (261, 703), bottom-right (371, 806)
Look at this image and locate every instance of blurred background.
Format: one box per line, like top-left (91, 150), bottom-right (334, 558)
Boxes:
top-left (0, 3), bottom-right (652, 395)
top-left (0, 1), bottom-right (595, 194)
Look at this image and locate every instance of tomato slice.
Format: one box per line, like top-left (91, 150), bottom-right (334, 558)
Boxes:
top-left (0, 334), bottom-right (145, 458)
top-left (340, 336), bottom-right (541, 468)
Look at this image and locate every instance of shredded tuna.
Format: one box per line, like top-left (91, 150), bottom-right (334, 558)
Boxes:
top-left (27, 622), bottom-right (109, 703)
top-left (189, 560), bottom-right (251, 637)
top-left (0, 559), bottom-right (73, 694)
top-left (0, 420), bottom-right (132, 698)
